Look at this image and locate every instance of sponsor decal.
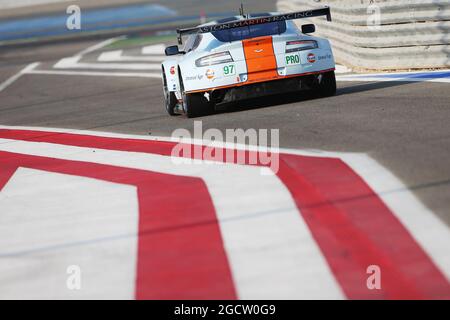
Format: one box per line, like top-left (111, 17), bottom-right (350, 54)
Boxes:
top-left (307, 53), bottom-right (316, 63)
top-left (318, 53), bottom-right (332, 61)
top-left (185, 75), bottom-right (204, 81)
top-left (223, 64), bottom-right (236, 76)
top-left (286, 54), bottom-right (300, 65)
top-left (170, 66), bottom-right (176, 75)
top-left (206, 69), bottom-right (215, 79)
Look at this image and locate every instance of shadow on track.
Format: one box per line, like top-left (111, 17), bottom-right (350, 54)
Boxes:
top-left (336, 80), bottom-right (416, 96)
top-left (208, 80), bottom-right (416, 117)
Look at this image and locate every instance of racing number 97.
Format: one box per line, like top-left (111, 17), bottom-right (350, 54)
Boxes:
top-left (223, 64), bottom-right (235, 76)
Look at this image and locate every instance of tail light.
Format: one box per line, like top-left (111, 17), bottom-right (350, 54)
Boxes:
top-left (195, 52), bottom-right (233, 67)
top-left (286, 40), bottom-right (318, 53)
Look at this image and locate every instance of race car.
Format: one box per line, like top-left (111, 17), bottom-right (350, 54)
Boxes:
top-left (162, 7), bottom-right (336, 117)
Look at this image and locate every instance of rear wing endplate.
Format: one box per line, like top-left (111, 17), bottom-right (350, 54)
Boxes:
top-left (176, 7), bottom-right (331, 44)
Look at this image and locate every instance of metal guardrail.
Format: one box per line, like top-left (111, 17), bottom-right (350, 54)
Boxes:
top-left (278, 0), bottom-right (450, 70)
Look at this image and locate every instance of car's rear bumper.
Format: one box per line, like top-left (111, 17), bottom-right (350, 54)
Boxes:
top-left (186, 68), bottom-right (335, 95)
top-left (209, 68), bottom-right (334, 104)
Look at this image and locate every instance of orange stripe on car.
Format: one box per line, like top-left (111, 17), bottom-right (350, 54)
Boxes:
top-left (242, 36), bottom-right (278, 82)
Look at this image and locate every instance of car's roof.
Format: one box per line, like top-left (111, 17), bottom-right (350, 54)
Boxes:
top-left (182, 12), bottom-right (300, 53)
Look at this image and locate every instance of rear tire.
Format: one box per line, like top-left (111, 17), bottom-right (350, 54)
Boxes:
top-left (183, 93), bottom-right (213, 118)
top-left (180, 77), bottom-right (213, 118)
top-left (316, 71), bottom-right (336, 97)
top-left (163, 71), bottom-right (177, 116)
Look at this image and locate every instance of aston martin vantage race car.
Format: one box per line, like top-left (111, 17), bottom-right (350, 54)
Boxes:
top-left (162, 7), bottom-right (336, 117)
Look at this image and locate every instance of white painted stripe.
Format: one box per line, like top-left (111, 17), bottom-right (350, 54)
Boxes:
top-left (77, 36), bottom-right (125, 56)
top-left (337, 75), bottom-right (450, 84)
top-left (141, 44), bottom-right (166, 55)
top-left (0, 168), bottom-right (138, 299)
top-left (335, 64), bottom-right (352, 74)
top-left (336, 69), bottom-right (450, 83)
top-left (24, 69), bottom-right (162, 79)
top-left (346, 69), bottom-right (450, 78)
top-left (54, 56), bottom-right (161, 71)
top-left (0, 125), bottom-right (312, 154)
top-left (0, 126), bottom-right (449, 284)
top-left (0, 137), bottom-right (344, 299)
top-left (98, 50), bottom-right (166, 62)
top-left (0, 62), bottom-right (39, 93)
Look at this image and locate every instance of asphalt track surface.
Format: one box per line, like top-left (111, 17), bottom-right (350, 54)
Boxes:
top-left (1, 38), bottom-right (449, 227)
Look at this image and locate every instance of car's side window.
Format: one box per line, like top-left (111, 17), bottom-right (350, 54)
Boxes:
top-left (192, 34), bottom-right (202, 51)
top-left (183, 35), bottom-right (195, 52)
top-left (183, 34), bottom-right (202, 53)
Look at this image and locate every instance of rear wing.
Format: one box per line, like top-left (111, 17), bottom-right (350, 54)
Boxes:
top-left (176, 7), bottom-right (331, 44)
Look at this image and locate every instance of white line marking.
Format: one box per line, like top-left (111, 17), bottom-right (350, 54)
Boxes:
top-left (0, 125), bottom-right (449, 284)
top-left (337, 76), bottom-right (450, 84)
top-left (142, 44), bottom-right (166, 55)
top-left (98, 50), bottom-right (166, 62)
top-left (54, 56), bottom-right (161, 71)
top-left (335, 64), bottom-right (352, 74)
top-left (0, 168), bottom-right (138, 299)
top-left (337, 69), bottom-right (450, 83)
top-left (0, 62), bottom-right (39, 93)
top-left (0, 136), bottom-right (345, 299)
top-left (77, 36), bottom-right (126, 56)
top-left (24, 69), bottom-right (162, 79)
top-left (350, 69), bottom-right (450, 77)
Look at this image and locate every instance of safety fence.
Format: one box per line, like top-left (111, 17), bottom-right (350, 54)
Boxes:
top-left (277, 0), bottom-right (450, 70)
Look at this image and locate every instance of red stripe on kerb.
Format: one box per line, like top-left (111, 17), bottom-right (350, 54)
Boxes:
top-left (0, 151), bottom-right (237, 300)
top-left (278, 155), bottom-right (450, 299)
top-left (0, 129), bottom-right (177, 156)
top-left (1, 129), bottom-right (449, 299)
